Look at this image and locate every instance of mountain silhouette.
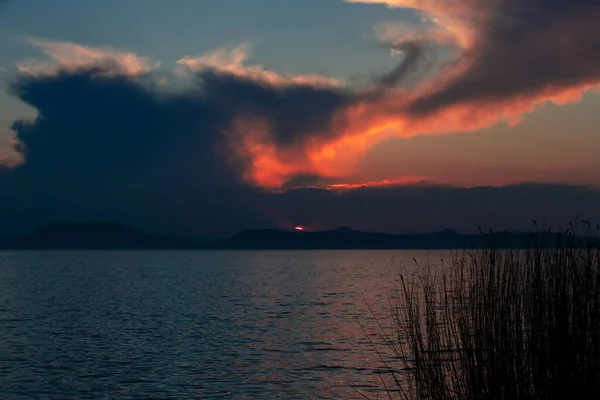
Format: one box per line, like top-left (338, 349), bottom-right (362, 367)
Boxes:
top-left (0, 222), bottom-right (591, 250)
top-left (221, 227), bottom-right (474, 249)
top-left (5, 222), bottom-right (195, 249)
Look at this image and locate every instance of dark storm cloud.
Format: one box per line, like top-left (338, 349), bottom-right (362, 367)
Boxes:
top-left (0, 65), bottom-right (351, 237)
top-left (2, 0), bottom-right (600, 238)
top-left (1, 63), bottom-right (599, 238)
top-left (199, 71), bottom-right (350, 147)
top-left (409, 0), bottom-right (600, 114)
top-left (9, 67), bottom-right (349, 174)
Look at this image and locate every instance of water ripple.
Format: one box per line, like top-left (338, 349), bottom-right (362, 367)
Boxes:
top-left (0, 250), bottom-right (442, 399)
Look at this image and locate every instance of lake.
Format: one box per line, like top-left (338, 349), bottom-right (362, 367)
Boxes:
top-left (0, 250), bottom-right (447, 399)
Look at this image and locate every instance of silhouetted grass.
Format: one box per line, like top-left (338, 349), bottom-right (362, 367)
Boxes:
top-left (366, 223), bottom-right (600, 399)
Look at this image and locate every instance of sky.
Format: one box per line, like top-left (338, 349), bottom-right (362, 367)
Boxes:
top-left (0, 0), bottom-right (599, 237)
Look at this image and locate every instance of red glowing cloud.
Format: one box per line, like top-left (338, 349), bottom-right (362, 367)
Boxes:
top-left (10, 0), bottom-right (600, 192)
top-left (224, 0), bottom-right (600, 190)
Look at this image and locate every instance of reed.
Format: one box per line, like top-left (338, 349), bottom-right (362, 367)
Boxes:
top-left (375, 223), bottom-right (600, 400)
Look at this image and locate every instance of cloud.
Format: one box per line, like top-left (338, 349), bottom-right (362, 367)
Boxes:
top-left (180, 0), bottom-right (600, 190)
top-left (9, 39), bottom-right (353, 187)
top-left (4, 68), bottom-right (247, 234)
top-left (347, 0), bottom-right (600, 114)
top-left (13, 0), bottom-right (600, 191)
top-left (273, 0), bottom-right (598, 189)
top-left (3, 0), bottom-right (600, 237)
top-left (347, 0), bottom-right (484, 49)
top-left (411, 0), bottom-right (600, 115)
top-left (177, 43), bottom-right (342, 88)
top-left (0, 51), bottom-right (356, 235)
top-left (0, 63), bottom-right (598, 236)
top-left (376, 41), bottom-right (428, 87)
top-left (17, 37), bottom-right (160, 76)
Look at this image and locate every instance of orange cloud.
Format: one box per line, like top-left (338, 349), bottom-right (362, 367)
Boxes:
top-left (18, 37), bottom-right (159, 76)
top-left (347, 0), bottom-right (486, 49)
top-left (228, 80), bottom-right (597, 190)
top-left (224, 0), bottom-right (600, 190)
top-left (326, 177), bottom-right (427, 190)
top-left (177, 43), bottom-right (342, 88)
top-left (12, 0), bottom-right (600, 192)
top-left (225, 117), bottom-right (310, 190)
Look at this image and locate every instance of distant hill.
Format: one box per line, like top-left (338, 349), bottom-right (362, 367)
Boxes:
top-left (210, 228), bottom-right (596, 249)
top-left (219, 227), bottom-right (467, 249)
top-left (217, 227), bottom-right (541, 249)
top-left (0, 223), bottom-right (593, 250)
top-left (5, 222), bottom-right (196, 249)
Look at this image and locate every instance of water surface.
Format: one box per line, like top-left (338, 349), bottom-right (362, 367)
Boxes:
top-left (0, 250), bottom-right (446, 399)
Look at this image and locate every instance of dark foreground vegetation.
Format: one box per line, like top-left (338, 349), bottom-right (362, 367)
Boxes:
top-left (370, 223), bottom-right (600, 399)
